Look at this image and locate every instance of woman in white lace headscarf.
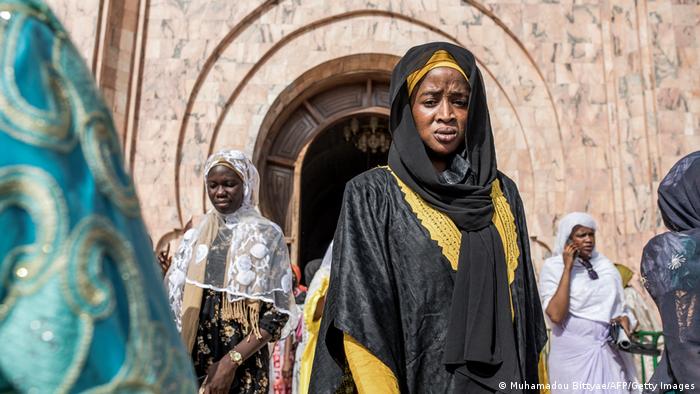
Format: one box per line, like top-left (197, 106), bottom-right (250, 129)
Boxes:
top-left (166, 150), bottom-right (297, 394)
top-left (539, 212), bottom-right (638, 393)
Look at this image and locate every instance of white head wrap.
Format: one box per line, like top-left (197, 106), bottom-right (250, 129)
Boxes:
top-left (166, 150), bottom-right (298, 337)
top-left (203, 149), bottom-right (259, 209)
top-left (539, 213), bottom-right (636, 326)
top-left (553, 212), bottom-right (598, 256)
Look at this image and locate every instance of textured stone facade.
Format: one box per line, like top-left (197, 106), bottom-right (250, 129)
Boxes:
top-left (47, 0), bottom-right (699, 275)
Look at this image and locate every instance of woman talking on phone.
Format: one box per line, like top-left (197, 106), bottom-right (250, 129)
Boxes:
top-left (539, 212), bottom-right (639, 393)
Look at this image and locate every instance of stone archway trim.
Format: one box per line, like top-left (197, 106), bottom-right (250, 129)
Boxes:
top-left (256, 73), bottom-right (391, 232)
top-left (173, 7), bottom-right (565, 225)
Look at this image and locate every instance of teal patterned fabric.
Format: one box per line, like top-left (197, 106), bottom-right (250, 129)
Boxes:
top-left (0, 0), bottom-right (197, 392)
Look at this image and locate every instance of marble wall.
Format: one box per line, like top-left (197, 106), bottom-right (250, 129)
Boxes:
top-left (45, 0), bottom-right (100, 67)
top-left (49, 0), bottom-right (699, 276)
top-left (96, 0), bottom-right (142, 145)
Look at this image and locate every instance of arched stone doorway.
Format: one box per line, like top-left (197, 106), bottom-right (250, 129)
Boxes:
top-left (253, 54), bottom-right (397, 279)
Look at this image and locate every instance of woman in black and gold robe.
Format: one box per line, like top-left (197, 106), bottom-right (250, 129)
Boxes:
top-left (310, 42), bottom-right (548, 393)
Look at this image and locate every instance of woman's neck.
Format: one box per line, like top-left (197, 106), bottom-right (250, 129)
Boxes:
top-left (215, 206), bottom-right (247, 224)
top-left (431, 159), bottom-right (447, 173)
top-left (427, 151), bottom-right (450, 173)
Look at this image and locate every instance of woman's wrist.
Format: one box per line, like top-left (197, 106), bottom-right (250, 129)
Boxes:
top-left (562, 263), bottom-right (574, 273)
top-left (227, 349), bottom-right (243, 366)
top-left (219, 354), bottom-right (239, 375)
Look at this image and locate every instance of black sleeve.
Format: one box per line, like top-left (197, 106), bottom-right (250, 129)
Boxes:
top-left (310, 175), bottom-right (406, 393)
top-left (641, 233), bottom-right (700, 391)
top-left (259, 301), bottom-right (289, 342)
top-left (499, 174), bottom-right (548, 388)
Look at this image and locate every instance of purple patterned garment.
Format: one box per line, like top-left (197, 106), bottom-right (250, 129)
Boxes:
top-left (641, 151), bottom-right (700, 394)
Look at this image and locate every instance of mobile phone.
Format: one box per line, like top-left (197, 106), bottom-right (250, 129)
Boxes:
top-left (566, 239), bottom-right (579, 259)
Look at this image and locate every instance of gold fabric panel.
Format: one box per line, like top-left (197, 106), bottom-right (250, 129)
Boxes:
top-left (343, 333), bottom-right (400, 394)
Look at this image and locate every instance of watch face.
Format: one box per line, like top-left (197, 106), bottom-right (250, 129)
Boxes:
top-left (231, 351), bottom-right (242, 362)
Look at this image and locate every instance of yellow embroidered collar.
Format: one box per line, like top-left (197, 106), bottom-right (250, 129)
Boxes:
top-left (386, 167), bottom-right (519, 288)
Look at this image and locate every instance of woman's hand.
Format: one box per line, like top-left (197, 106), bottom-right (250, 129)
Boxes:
top-left (202, 357), bottom-right (237, 394)
top-left (545, 242), bottom-right (577, 325)
top-left (611, 315), bottom-right (632, 335)
top-left (156, 244), bottom-right (171, 274)
top-left (562, 242), bottom-right (578, 271)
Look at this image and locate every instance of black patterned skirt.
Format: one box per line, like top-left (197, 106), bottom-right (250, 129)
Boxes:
top-left (192, 289), bottom-right (288, 394)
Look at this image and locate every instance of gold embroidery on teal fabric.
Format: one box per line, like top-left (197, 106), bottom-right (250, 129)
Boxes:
top-left (0, 5), bottom-right (140, 216)
top-left (78, 113), bottom-right (140, 216)
top-left (0, 4), bottom-right (194, 392)
top-left (58, 217), bottom-right (179, 392)
top-left (0, 165), bottom-right (68, 321)
top-left (0, 7), bottom-right (74, 152)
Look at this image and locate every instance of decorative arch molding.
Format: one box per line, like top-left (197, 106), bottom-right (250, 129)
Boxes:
top-left (172, 5), bottom-right (565, 226)
top-left (87, 0), bottom-right (150, 169)
top-left (250, 53), bottom-right (397, 240)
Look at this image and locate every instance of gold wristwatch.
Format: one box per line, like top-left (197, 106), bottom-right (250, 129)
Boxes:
top-left (228, 350), bottom-right (243, 365)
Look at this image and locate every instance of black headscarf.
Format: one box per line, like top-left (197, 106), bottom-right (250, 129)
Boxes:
top-left (658, 151), bottom-right (700, 232)
top-left (388, 42), bottom-right (521, 391)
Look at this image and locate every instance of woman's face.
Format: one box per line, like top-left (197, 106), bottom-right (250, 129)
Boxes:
top-left (206, 165), bottom-right (244, 214)
top-left (410, 67), bottom-right (469, 159)
top-left (569, 225), bottom-right (595, 260)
